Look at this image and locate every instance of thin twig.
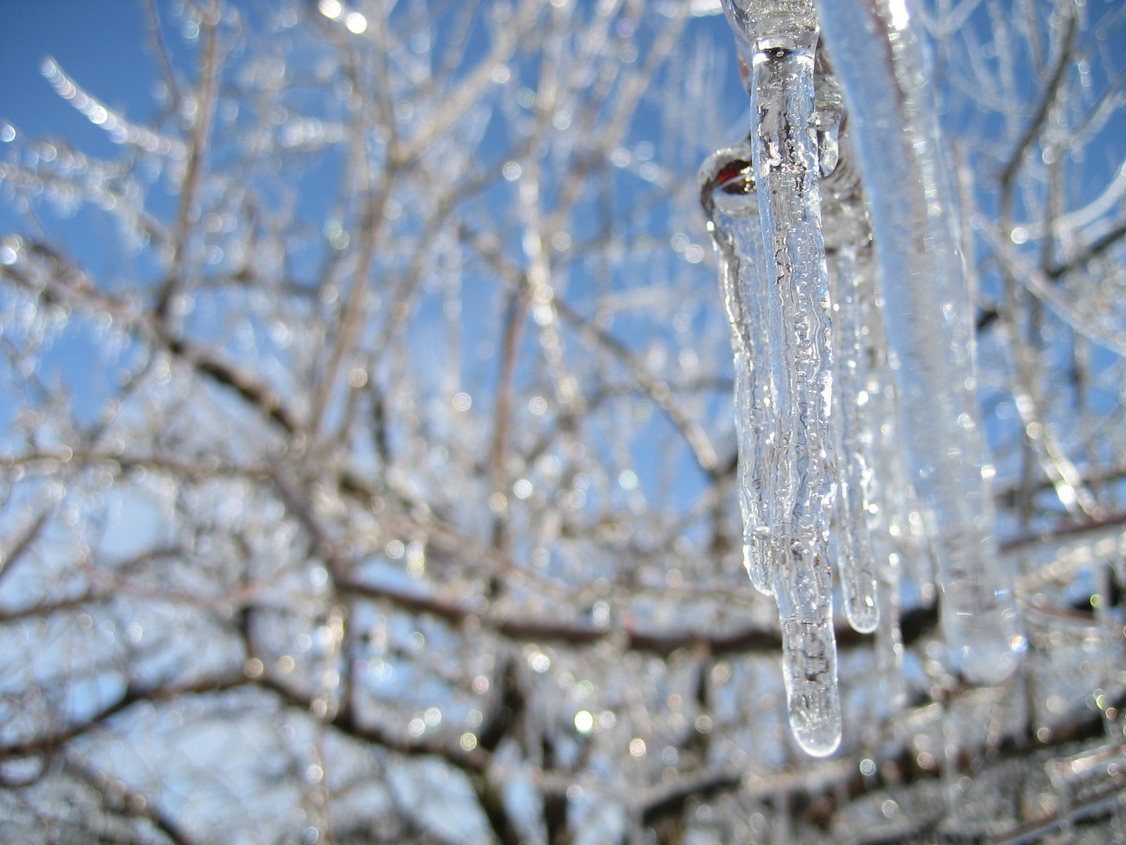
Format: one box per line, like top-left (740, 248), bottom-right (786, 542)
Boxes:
top-left (155, 0), bottom-right (224, 325)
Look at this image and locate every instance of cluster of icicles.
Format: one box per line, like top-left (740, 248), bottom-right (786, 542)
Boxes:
top-left (701, 0), bottom-right (1025, 756)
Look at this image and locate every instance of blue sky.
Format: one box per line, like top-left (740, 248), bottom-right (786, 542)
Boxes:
top-left (0, 2), bottom-right (158, 159)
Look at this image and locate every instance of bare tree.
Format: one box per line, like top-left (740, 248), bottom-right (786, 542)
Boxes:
top-left (0, 0), bottom-right (1124, 843)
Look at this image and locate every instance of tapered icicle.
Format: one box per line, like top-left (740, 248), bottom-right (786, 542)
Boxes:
top-left (819, 87), bottom-right (932, 635)
top-left (815, 0), bottom-right (1024, 682)
top-left (702, 137), bottom-right (842, 757)
top-left (831, 190), bottom-right (916, 704)
top-left (700, 146), bottom-right (779, 596)
top-left (828, 247), bottom-right (878, 633)
top-left (723, 0), bottom-right (840, 757)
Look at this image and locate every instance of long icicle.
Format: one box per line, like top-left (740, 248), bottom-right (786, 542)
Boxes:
top-left (814, 0), bottom-right (1024, 682)
top-left (723, 0), bottom-right (840, 756)
top-left (822, 136), bottom-right (919, 705)
top-left (819, 78), bottom-right (881, 635)
top-left (701, 145), bottom-right (780, 597)
top-left (829, 247), bottom-right (879, 633)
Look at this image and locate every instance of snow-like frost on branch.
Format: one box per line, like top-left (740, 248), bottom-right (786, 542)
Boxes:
top-left (704, 0), bottom-right (1025, 756)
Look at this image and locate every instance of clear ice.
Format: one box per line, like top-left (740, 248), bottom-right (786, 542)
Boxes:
top-left (828, 247), bottom-right (878, 634)
top-left (705, 0), bottom-right (1025, 755)
top-left (814, 0), bottom-right (1024, 682)
top-left (719, 0), bottom-right (841, 757)
top-left (700, 146), bottom-right (778, 597)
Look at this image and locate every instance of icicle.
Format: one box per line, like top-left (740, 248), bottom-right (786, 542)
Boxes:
top-left (814, 0), bottom-right (1024, 683)
top-left (820, 120), bottom-right (879, 633)
top-left (836, 200), bottom-right (914, 705)
top-left (828, 247), bottom-right (878, 632)
top-left (722, 0), bottom-right (840, 757)
top-left (700, 145), bottom-right (779, 596)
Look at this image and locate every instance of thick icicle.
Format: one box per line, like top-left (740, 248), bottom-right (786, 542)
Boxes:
top-left (700, 146), bottom-right (779, 595)
top-left (722, 0), bottom-right (840, 757)
top-left (814, 0), bottom-right (1024, 682)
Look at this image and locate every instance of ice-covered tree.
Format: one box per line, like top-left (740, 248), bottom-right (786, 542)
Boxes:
top-left (1, 1), bottom-right (1124, 843)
